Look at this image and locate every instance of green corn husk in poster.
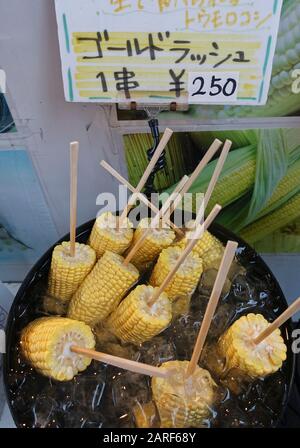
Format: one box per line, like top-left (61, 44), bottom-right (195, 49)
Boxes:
top-left (165, 143), bottom-right (257, 213)
top-left (162, 128), bottom-right (300, 252)
top-left (124, 132), bottom-right (195, 191)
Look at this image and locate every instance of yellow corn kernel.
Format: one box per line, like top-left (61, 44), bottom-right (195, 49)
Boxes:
top-left (47, 242), bottom-right (96, 302)
top-left (107, 285), bottom-right (172, 344)
top-left (20, 317), bottom-right (95, 381)
top-left (150, 247), bottom-right (203, 301)
top-left (89, 212), bottom-right (133, 258)
top-left (68, 251), bottom-right (139, 326)
top-left (152, 361), bottom-right (215, 428)
top-left (129, 218), bottom-right (175, 271)
top-left (218, 313), bottom-right (287, 378)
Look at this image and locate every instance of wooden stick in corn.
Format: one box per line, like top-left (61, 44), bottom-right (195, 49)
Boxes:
top-left (148, 204), bottom-right (222, 307)
top-left (254, 296), bottom-right (300, 345)
top-left (100, 159), bottom-right (183, 236)
top-left (123, 175), bottom-right (189, 267)
top-left (20, 317), bottom-right (96, 381)
top-left (151, 360), bottom-right (216, 428)
top-left (47, 142), bottom-right (96, 302)
top-left (218, 313), bottom-right (287, 379)
top-left (203, 139), bottom-right (232, 211)
top-left (70, 142), bottom-right (79, 257)
top-left (118, 127), bottom-right (173, 227)
top-left (186, 240), bottom-right (238, 377)
top-left (70, 345), bottom-right (171, 378)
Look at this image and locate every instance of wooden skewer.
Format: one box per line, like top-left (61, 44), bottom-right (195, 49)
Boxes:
top-left (254, 296), bottom-right (300, 345)
top-left (176, 138), bottom-right (223, 196)
top-left (186, 240), bottom-right (238, 377)
top-left (118, 128), bottom-right (173, 227)
top-left (123, 175), bottom-right (189, 267)
top-left (204, 140), bottom-right (232, 209)
top-left (69, 142), bottom-right (79, 257)
top-left (166, 138), bottom-right (223, 221)
top-left (148, 204), bottom-right (222, 307)
top-left (71, 345), bottom-right (170, 378)
top-left (100, 160), bottom-right (183, 236)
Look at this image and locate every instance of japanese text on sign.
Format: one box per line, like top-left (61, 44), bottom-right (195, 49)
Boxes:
top-left (55, 0), bottom-right (283, 105)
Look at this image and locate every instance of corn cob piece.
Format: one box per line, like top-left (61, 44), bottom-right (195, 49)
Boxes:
top-left (240, 191), bottom-right (300, 244)
top-left (129, 218), bottom-right (175, 271)
top-left (218, 314), bottom-right (287, 379)
top-left (89, 212), bottom-right (133, 258)
top-left (107, 285), bottom-right (172, 344)
top-left (175, 226), bottom-right (224, 271)
top-left (47, 242), bottom-right (96, 302)
top-left (150, 247), bottom-right (203, 301)
top-left (20, 317), bottom-right (95, 381)
top-left (152, 361), bottom-right (215, 428)
top-left (68, 251), bottom-right (139, 326)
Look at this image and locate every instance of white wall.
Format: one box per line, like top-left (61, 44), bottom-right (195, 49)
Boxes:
top-left (0, 0), bottom-right (126, 242)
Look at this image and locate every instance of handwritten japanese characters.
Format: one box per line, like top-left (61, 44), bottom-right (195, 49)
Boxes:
top-left (55, 0), bottom-right (283, 104)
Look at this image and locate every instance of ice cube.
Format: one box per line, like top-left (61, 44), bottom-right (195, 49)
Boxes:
top-left (73, 375), bottom-right (106, 412)
top-left (170, 314), bottom-right (201, 359)
top-left (198, 269), bottom-right (231, 297)
top-left (208, 303), bottom-right (235, 340)
top-left (111, 371), bottom-right (150, 413)
top-left (80, 412), bottom-right (106, 428)
top-left (140, 336), bottom-right (176, 365)
top-left (216, 399), bottom-right (250, 428)
top-left (231, 274), bottom-right (257, 305)
top-left (33, 395), bottom-right (59, 428)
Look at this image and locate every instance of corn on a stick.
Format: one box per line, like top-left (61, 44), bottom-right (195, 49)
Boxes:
top-left (187, 241), bottom-right (238, 377)
top-left (48, 242), bottom-right (96, 302)
top-left (88, 211), bottom-right (133, 259)
top-left (21, 316), bottom-right (170, 381)
top-left (152, 361), bottom-right (215, 428)
top-left (47, 143), bottom-right (96, 302)
top-left (123, 175), bottom-right (188, 270)
top-left (150, 247), bottom-right (203, 302)
top-left (20, 317), bottom-right (95, 381)
top-left (118, 128), bottom-right (173, 226)
top-left (254, 296), bottom-right (300, 345)
top-left (107, 284), bottom-right (172, 344)
top-left (148, 204), bottom-right (222, 307)
top-left (128, 219), bottom-right (176, 272)
top-left (218, 314), bottom-right (287, 379)
top-left (176, 229), bottom-right (224, 271)
top-left (68, 250), bottom-right (139, 325)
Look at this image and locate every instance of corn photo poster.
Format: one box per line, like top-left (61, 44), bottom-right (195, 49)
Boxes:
top-left (124, 127), bottom-right (300, 255)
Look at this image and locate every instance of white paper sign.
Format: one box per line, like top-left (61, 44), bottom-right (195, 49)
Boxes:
top-left (54, 0), bottom-right (283, 105)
